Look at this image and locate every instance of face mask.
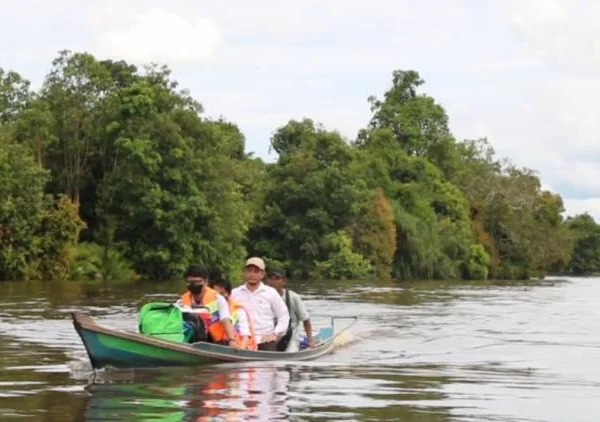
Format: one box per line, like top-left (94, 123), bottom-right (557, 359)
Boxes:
top-left (187, 282), bottom-right (203, 295)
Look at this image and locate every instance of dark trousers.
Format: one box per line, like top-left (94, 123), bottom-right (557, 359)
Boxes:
top-left (258, 341), bottom-right (277, 351)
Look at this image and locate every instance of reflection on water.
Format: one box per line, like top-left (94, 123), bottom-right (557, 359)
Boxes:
top-left (83, 363), bottom-right (458, 422)
top-left (1, 277), bottom-right (600, 421)
top-left (86, 365), bottom-right (292, 421)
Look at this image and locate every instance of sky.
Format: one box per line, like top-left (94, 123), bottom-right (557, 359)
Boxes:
top-left (1, 0), bottom-right (599, 220)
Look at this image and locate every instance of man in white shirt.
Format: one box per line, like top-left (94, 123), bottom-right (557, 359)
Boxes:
top-left (231, 257), bottom-right (289, 351)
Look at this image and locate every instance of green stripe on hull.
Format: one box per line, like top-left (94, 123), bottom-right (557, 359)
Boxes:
top-left (97, 332), bottom-right (200, 361)
top-left (81, 328), bottom-right (219, 368)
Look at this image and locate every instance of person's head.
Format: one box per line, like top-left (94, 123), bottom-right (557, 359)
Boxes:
top-left (243, 257), bottom-right (265, 285)
top-left (266, 267), bottom-right (287, 292)
top-left (185, 264), bottom-right (209, 297)
top-left (212, 278), bottom-right (233, 298)
top-left (207, 266), bottom-right (223, 288)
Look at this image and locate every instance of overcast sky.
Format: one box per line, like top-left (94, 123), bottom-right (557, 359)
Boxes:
top-left (1, 0), bottom-right (598, 220)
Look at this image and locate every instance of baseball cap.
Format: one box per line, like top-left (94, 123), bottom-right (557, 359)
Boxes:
top-left (267, 267), bottom-right (286, 278)
top-left (245, 257), bottom-right (266, 271)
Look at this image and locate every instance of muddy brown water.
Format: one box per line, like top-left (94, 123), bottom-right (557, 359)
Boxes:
top-left (0, 276), bottom-right (599, 421)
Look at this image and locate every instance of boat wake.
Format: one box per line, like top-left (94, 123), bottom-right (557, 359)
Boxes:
top-left (332, 330), bottom-right (359, 349)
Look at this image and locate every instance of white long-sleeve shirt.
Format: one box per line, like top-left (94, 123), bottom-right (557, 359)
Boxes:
top-left (231, 282), bottom-right (289, 344)
top-left (235, 306), bottom-right (251, 336)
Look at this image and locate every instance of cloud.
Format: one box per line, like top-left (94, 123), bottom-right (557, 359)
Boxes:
top-left (496, 1), bottom-right (600, 203)
top-left (93, 7), bottom-right (221, 64)
top-left (563, 198), bottom-right (600, 221)
top-left (544, 161), bottom-right (600, 199)
top-left (0, 1), bottom-right (90, 71)
top-left (508, 0), bottom-right (600, 70)
top-left (2, 0), bottom-right (600, 220)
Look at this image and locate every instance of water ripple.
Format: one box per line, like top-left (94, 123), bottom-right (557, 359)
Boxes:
top-left (0, 277), bottom-right (600, 421)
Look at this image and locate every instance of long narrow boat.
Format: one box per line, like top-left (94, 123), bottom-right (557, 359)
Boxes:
top-left (72, 312), bottom-right (356, 370)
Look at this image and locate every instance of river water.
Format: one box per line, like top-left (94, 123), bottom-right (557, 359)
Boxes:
top-left (0, 276), bottom-right (599, 421)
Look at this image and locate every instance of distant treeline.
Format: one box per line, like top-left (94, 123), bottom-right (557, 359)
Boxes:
top-left (1, 50), bottom-right (599, 282)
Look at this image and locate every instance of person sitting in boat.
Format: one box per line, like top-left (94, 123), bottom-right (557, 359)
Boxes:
top-left (266, 267), bottom-right (316, 351)
top-left (176, 264), bottom-right (237, 348)
top-left (212, 277), bottom-right (258, 351)
top-left (231, 257), bottom-right (290, 351)
top-left (207, 266), bottom-right (223, 288)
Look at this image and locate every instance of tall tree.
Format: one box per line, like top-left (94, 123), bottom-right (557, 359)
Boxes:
top-left (350, 188), bottom-right (397, 280)
top-left (93, 71), bottom-right (250, 279)
top-left (39, 50), bottom-right (112, 202)
top-left (356, 125), bottom-right (479, 280)
top-left (0, 68), bottom-right (31, 125)
top-left (0, 141), bottom-right (84, 280)
top-left (566, 214), bottom-right (600, 274)
top-left (249, 118), bottom-right (370, 277)
top-left (361, 69), bottom-right (459, 176)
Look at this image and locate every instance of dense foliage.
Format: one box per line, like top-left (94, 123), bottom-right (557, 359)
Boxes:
top-left (0, 52), bottom-right (597, 282)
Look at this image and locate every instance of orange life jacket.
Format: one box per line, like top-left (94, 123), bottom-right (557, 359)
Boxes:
top-left (180, 287), bottom-right (228, 343)
top-left (230, 298), bottom-right (257, 351)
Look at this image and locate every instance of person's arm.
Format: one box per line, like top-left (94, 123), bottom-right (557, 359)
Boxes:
top-left (295, 294), bottom-right (315, 347)
top-left (216, 294), bottom-right (236, 345)
top-left (238, 335), bottom-right (249, 350)
top-left (303, 319), bottom-right (315, 347)
top-left (237, 308), bottom-right (251, 336)
top-left (236, 310), bottom-right (250, 349)
top-left (272, 290), bottom-right (290, 339)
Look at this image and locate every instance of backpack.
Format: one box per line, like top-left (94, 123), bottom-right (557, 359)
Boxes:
top-left (182, 311), bottom-right (209, 343)
top-left (138, 302), bottom-right (186, 343)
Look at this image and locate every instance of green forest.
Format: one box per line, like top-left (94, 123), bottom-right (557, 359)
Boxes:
top-left (1, 50), bottom-right (600, 283)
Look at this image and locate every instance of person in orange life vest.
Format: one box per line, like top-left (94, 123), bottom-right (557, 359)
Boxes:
top-left (178, 264), bottom-right (237, 347)
top-left (212, 278), bottom-right (258, 351)
top-left (207, 266), bottom-right (223, 288)
top-left (231, 257), bottom-right (289, 351)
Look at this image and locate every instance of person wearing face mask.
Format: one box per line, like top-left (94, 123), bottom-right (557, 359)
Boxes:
top-left (176, 264), bottom-right (237, 348)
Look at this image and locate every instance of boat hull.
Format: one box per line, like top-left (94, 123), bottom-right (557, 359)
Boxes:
top-left (72, 312), bottom-right (352, 370)
top-left (76, 325), bottom-right (222, 368)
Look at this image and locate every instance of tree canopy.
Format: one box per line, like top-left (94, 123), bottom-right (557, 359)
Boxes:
top-left (0, 50), bottom-right (596, 282)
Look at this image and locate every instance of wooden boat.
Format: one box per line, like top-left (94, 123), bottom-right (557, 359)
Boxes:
top-left (71, 312), bottom-right (356, 370)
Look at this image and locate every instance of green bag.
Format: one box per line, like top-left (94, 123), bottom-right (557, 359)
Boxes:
top-left (138, 302), bottom-right (185, 343)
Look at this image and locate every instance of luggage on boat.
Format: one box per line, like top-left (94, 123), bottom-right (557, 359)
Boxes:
top-left (299, 334), bottom-right (309, 349)
top-left (181, 312), bottom-right (209, 343)
top-left (138, 302), bottom-right (187, 343)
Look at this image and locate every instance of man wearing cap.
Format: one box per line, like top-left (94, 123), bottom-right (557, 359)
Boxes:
top-left (231, 257), bottom-right (290, 351)
top-left (266, 268), bottom-right (315, 352)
